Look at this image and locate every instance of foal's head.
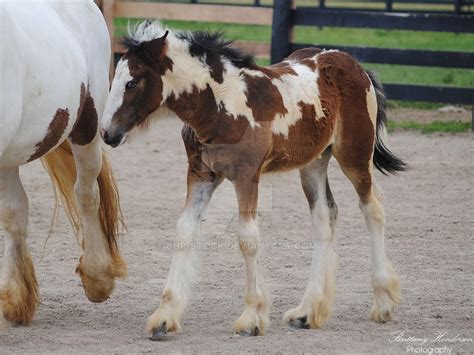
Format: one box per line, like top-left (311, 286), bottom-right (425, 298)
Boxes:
top-left (101, 23), bottom-right (173, 147)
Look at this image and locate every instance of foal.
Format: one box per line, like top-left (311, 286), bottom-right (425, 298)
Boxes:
top-left (102, 22), bottom-right (405, 338)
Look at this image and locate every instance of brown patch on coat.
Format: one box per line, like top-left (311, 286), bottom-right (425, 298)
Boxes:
top-left (108, 41), bottom-right (174, 134)
top-left (205, 53), bottom-right (224, 83)
top-left (252, 62), bottom-right (297, 79)
top-left (300, 58), bottom-right (318, 71)
top-left (264, 101), bottom-right (335, 172)
top-left (27, 108), bottom-right (70, 162)
top-left (283, 48), bottom-right (321, 71)
top-left (234, 178), bottom-right (260, 220)
top-left (169, 84), bottom-right (268, 182)
top-left (287, 48), bottom-right (322, 61)
top-left (317, 51), bottom-right (375, 202)
top-left (242, 73), bottom-right (288, 122)
top-left (167, 84), bottom-right (249, 145)
top-left (70, 83), bottom-right (98, 145)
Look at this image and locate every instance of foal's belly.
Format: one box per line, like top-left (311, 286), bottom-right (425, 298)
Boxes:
top-left (263, 116), bottom-right (335, 173)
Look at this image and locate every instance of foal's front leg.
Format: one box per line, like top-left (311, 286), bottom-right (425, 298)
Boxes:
top-left (233, 179), bottom-right (270, 336)
top-left (147, 168), bottom-right (222, 339)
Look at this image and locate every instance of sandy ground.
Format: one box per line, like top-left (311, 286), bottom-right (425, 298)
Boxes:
top-left (0, 117), bottom-right (473, 354)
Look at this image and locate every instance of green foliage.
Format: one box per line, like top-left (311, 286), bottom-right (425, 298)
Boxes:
top-left (387, 120), bottom-right (471, 133)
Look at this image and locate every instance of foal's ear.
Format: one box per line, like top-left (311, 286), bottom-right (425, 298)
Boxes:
top-left (142, 31), bottom-right (170, 63)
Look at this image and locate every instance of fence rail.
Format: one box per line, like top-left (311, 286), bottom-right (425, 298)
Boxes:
top-left (114, 2), bottom-right (273, 25)
top-left (98, 0), bottom-right (273, 71)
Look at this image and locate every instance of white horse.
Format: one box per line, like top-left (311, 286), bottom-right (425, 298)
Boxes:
top-left (0, 0), bottom-right (126, 328)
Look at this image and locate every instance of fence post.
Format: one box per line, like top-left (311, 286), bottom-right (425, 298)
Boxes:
top-left (102, 0), bottom-right (115, 81)
top-left (271, 0), bottom-right (294, 64)
top-left (455, 0), bottom-right (462, 14)
top-left (386, 0), bottom-right (393, 12)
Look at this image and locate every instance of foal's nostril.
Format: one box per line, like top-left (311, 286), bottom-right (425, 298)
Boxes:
top-left (102, 130), bottom-right (109, 141)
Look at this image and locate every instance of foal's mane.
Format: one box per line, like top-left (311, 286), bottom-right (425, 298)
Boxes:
top-left (178, 30), bottom-right (256, 69)
top-left (121, 21), bottom-right (256, 69)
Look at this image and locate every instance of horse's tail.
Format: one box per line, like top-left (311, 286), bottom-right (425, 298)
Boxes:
top-left (367, 70), bottom-right (407, 175)
top-left (40, 140), bottom-right (126, 274)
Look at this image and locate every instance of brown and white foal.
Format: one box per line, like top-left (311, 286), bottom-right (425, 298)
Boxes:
top-left (101, 22), bottom-right (405, 339)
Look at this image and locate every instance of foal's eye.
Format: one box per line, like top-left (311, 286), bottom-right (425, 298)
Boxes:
top-left (126, 80), bottom-right (138, 89)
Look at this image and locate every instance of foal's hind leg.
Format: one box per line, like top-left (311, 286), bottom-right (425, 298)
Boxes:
top-left (0, 167), bottom-right (39, 327)
top-left (333, 138), bottom-right (400, 323)
top-left (147, 167), bottom-right (222, 339)
top-left (283, 150), bottom-right (338, 329)
top-left (71, 136), bottom-right (125, 302)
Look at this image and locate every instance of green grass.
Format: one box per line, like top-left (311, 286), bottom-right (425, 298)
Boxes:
top-left (387, 120), bottom-right (472, 133)
top-left (114, 18), bottom-right (474, 109)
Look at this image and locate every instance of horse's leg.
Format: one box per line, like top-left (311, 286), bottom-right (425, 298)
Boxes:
top-left (0, 167), bottom-right (39, 327)
top-left (233, 178), bottom-right (270, 336)
top-left (333, 133), bottom-right (400, 324)
top-left (70, 136), bottom-right (124, 302)
top-left (283, 150), bottom-right (338, 329)
top-left (147, 167), bottom-right (222, 339)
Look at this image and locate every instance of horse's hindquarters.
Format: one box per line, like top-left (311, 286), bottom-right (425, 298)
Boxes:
top-left (0, 1), bottom-right (109, 167)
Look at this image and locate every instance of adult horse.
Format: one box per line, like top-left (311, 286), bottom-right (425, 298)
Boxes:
top-left (102, 21), bottom-right (405, 339)
top-left (0, 1), bottom-right (126, 328)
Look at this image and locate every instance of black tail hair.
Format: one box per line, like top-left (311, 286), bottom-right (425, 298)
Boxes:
top-left (367, 70), bottom-right (407, 175)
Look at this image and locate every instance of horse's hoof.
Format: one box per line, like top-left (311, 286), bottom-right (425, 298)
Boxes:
top-left (289, 316), bottom-right (310, 329)
top-left (150, 323), bottom-right (167, 341)
top-left (238, 326), bottom-right (260, 337)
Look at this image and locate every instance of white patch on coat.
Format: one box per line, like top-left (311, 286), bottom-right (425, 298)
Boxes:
top-left (271, 64), bottom-right (325, 137)
top-left (159, 38), bottom-right (261, 128)
top-left (101, 59), bottom-right (133, 131)
top-left (366, 81), bottom-right (378, 126)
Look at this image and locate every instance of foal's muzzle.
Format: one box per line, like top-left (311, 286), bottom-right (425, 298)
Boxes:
top-left (102, 130), bottom-right (124, 148)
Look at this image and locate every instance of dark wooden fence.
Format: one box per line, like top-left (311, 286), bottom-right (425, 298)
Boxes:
top-left (271, 0), bottom-right (474, 115)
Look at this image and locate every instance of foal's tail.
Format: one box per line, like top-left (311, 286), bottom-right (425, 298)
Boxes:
top-left (367, 70), bottom-right (407, 175)
top-left (40, 141), bottom-right (126, 273)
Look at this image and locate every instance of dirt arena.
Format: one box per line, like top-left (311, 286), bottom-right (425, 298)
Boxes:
top-left (0, 117), bottom-right (472, 353)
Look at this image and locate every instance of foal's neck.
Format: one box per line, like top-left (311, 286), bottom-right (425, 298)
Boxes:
top-left (163, 44), bottom-right (249, 142)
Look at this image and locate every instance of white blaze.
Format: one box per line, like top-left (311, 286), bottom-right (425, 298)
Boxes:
top-left (101, 59), bottom-right (133, 131)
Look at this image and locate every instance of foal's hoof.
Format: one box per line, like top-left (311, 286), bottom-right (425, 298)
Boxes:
top-left (150, 323), bottom-right (168, 341)
top-left (289, 316), bottom-right (311, 329)
top-left (237, 326), bottom-right (260, 337)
